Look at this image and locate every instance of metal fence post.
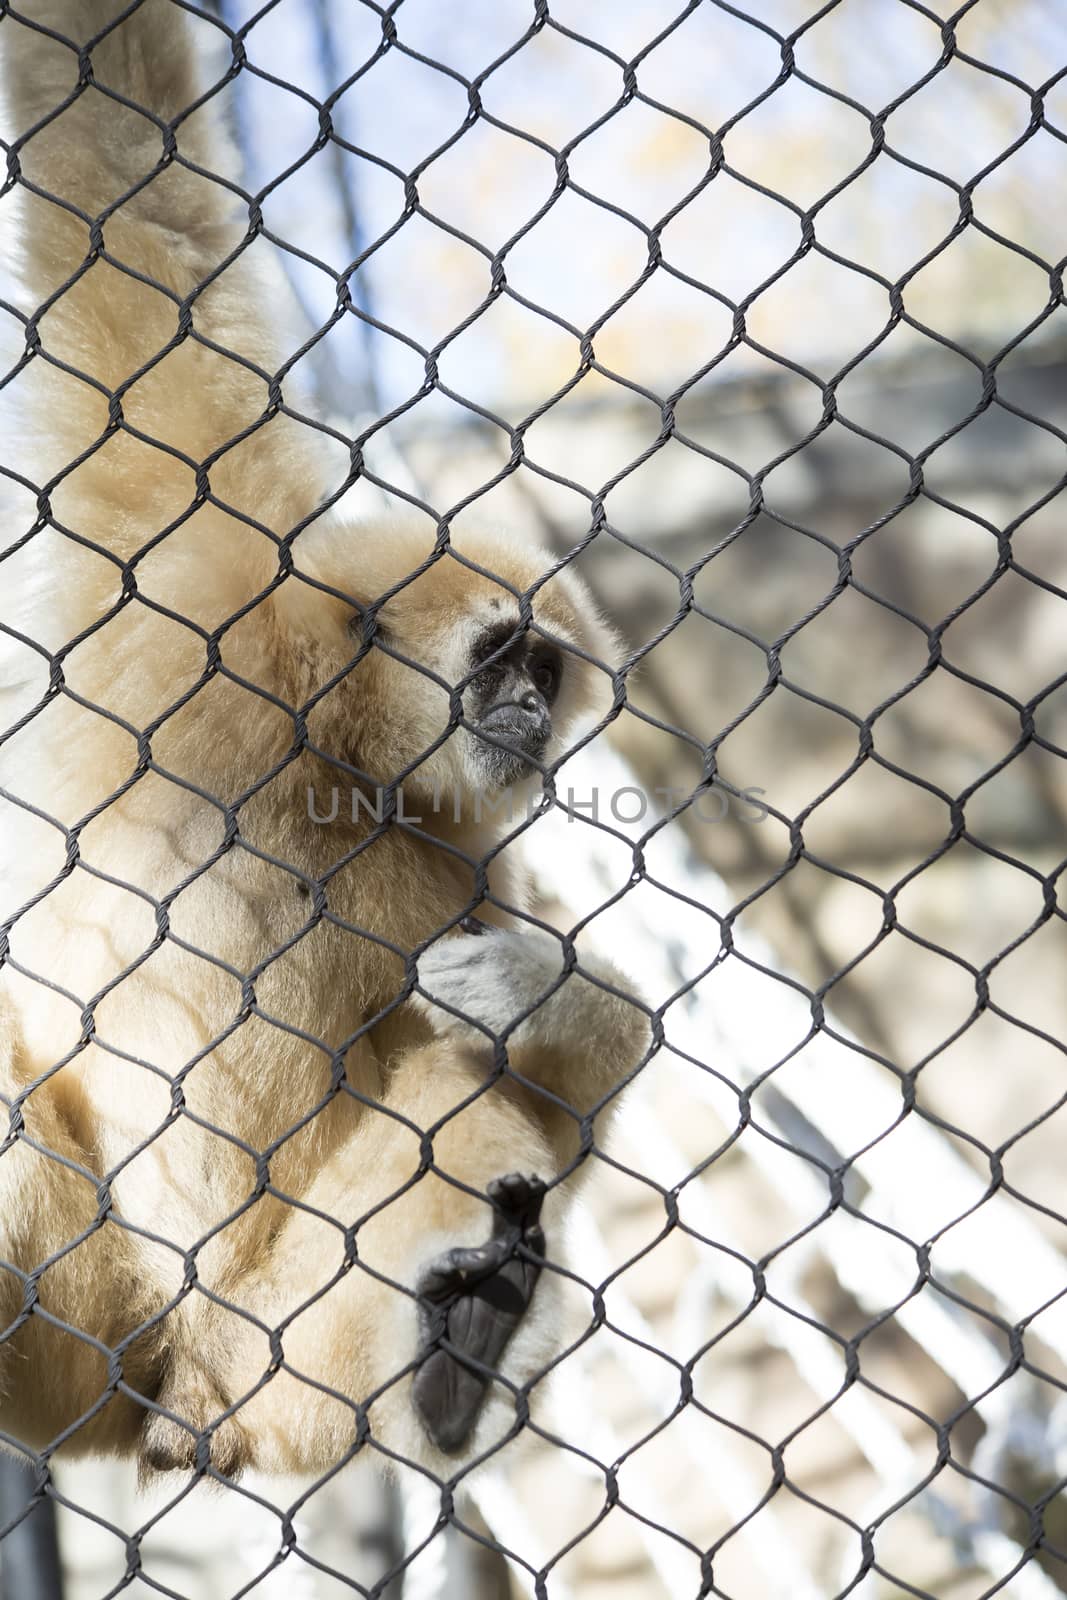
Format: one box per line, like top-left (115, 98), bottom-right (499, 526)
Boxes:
top-left (0, 1456), bottom-right (63, 1600)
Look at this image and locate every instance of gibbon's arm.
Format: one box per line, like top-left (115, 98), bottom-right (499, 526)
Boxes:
top-left (0, 0), bottom-right (333, 594)
top-left (3, 0), bottom-right (238, 307)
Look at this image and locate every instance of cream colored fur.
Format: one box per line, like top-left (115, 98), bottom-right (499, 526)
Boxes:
top-left (0, 0), bottom-right (647, 1476)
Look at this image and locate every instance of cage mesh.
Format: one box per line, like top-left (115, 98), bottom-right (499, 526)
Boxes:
top-left (1, 1), bottom-right (1066, 1597)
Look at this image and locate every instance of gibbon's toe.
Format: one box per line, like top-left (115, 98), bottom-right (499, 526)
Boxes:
top-left (412, 1171), bottom-right (547, 1454)
top-left (140, 1380), bottom-right (248, 1480)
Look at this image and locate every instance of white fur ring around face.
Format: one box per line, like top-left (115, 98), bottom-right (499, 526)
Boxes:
top-left (413, 927), bottom-right (568, 1041)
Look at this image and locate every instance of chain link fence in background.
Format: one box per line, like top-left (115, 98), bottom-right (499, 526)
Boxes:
top-left (2, 1), bottom-right (1067, 1596)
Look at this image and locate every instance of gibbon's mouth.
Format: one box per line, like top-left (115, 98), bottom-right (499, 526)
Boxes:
top-left (471, 703), bottom-right (550, 785)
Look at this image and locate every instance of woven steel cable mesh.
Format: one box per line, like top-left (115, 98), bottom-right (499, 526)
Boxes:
top-left (0, 0), bottom-right (1066, 1597)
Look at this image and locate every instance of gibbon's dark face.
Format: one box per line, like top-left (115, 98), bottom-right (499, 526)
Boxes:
top-left (465, 619), bottom-right (564, 788)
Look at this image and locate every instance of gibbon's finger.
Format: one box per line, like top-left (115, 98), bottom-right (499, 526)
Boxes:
top-left (412, 1170), bottom-right (546, 1454)
top-left (488, 1171), bottom-right (547, 1236)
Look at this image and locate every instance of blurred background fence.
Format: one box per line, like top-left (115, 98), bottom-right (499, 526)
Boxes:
top-left (3, 0), bottom-right (1067, 1596)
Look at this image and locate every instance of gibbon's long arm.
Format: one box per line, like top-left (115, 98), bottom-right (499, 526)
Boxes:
top-left (0, 0), bottom-right (332, 603)
top-left (5, 1), bottom-right (238, 315)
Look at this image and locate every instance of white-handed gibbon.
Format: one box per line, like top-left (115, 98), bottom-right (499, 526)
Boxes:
top-left (0, 1), bottom-right (648, 1478)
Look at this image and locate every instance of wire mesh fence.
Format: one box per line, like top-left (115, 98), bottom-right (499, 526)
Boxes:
top-left (1, 1), bottom-right (1066, 1597)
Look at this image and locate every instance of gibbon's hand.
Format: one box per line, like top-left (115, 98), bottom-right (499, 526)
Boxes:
top-left (412, 1172), bottom-right (547, 1454)
top-left (414, 926), bottom-right (568, 1042)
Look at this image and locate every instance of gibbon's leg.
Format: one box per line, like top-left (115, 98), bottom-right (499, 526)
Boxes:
top-left (0, 1010), bottom-right (160, 1455)
top-left (141, 924), bottom-right (646, 1476)
top-left (204, 929), bottom-right (643, 1474)
top-left (412, 1170), bottom-right (546, 1455)
top-left (142, 1041), bottom-right (561, 1478)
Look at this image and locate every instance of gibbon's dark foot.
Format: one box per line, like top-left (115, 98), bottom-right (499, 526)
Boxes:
top-left (412, 1172), bottom-right (546, 1455)
top-left (139, 1372), bottom-right (248, 1481)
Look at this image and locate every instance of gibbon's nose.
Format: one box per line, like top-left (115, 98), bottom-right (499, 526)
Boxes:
top-left (478, 695), bottom-right (551, 757)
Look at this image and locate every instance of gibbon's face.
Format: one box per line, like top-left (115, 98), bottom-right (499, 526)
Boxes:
top-left (461, 614), bottom-right (564, 788)
top-left (286, 517), bottom-right (619, 803)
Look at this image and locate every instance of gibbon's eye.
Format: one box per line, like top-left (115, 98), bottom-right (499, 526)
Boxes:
top-left (529, 648), bottom-right (562, 705)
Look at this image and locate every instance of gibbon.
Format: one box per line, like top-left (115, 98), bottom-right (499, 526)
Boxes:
top-left (0, 1), bottom-right (648, 1477)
